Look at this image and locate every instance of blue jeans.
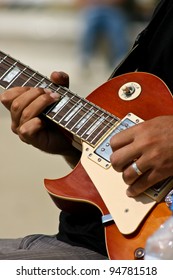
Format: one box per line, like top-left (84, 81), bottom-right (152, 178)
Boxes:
top-left (79, 5), bottom-right (129, 68)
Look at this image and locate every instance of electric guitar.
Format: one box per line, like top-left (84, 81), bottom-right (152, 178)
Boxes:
top-left (1, 50), bottom-right (173, 259)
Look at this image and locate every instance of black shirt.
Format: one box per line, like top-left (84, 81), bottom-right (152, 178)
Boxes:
top-left (57, 209), bottom-right (107, 256)
top-left (57, 0), bottom-right (173, 257)
top-left (137, 0), bottom-right (173, 93)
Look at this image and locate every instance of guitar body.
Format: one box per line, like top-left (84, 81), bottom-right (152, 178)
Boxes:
top-left (44, 72), bottom-right (173, 259)
top-left (45, 162), bottom-right (171, 260)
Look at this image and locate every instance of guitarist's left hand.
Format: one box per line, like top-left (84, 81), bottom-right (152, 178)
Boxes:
top-left (110, 115), bottom-right (173, 197)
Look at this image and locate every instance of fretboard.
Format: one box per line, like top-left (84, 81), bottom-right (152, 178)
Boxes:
top-left (0, 50), bottom-right (119, 146)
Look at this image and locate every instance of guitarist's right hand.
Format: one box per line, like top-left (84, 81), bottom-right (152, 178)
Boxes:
top-left (0, 71), bottom-right (77, 158)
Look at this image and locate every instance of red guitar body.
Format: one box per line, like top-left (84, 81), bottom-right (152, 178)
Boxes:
top-left (44, 72), bottom-right (173, 259)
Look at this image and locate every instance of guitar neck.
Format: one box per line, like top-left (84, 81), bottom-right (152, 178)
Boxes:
top-left (0, 50), bottom-right (119, 147)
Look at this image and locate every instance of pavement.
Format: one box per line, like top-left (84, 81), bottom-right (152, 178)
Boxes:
top-left (0, 7), bottom-right (144, 238)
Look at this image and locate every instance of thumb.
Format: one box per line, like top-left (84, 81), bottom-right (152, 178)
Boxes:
top-left (50, 71), bottom-right (69, 88)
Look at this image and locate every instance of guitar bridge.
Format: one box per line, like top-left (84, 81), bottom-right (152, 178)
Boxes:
top-left (144, 177), bottom-right (173, 202)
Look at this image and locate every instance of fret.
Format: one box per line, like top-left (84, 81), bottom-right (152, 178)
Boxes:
top-left (48, 93), bottom-right (87, 129)
top-left (0, 62), bottom-right (17, 81)
top-left (38, 77), bottom-right (48, 88)
top-left (85, 114), bottom-right (106, 142)
top-left (76, 107), bottom-right (100, 138)
top-left (6, 66), bottom-right (28, 89)
top-left (22, 71), bottom-right (38, 86)
top-left (47, 93), bottom-right (70, 120)
top-left (71, 104), bottom-right (96, 135)
top-left (0, 50), bottom-right (120, 147)
top-left (35, 76), bottom-right (47, 87)
top-left (0, 55), bottom-right (11, 77)
top-left (0, 51), bottom-right (51, 89)
top-left (0, 59), bottom-right (18, 88)
top-left (0, 54), bottom-right (7, 63)
top-left (43, 86), bottom-right (64, 116)
top-left (0, 55), bottom-right (29, 88)
top-left (79, 110), bottom-right (106, 141)
top-left (65, 102), bottom-right (91, 131)
top-left (45, 88), bottom-right (118, 145)
top-left (0, 54), bottom-right (21, 78)
top-left (58, 96), bottom-right (83, 127)
top-left (0, 52), bottom-right (8, 66)
top-left (17, 70), bottom-right (48, 88)
top-left (34, 76), bottom-right (52, 88)
top-left (44, 88), bottom-right (69, 118)
top-left (47, 96), bottom-right (117, 145)
top-left (64, 102), bottom-right (83, 123)
top-left (86, 113), bottom-right (105, 136)
top-left (21, 70), bottom-right (43, 87)
top-left (87, 115), bottom-right (117, 145)
top-left (57, 86), bottom-right (70, 95)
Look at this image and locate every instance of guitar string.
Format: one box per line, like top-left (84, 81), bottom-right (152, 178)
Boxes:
top-left (0, 54), bottom-right (118, 114)
top-left (0, 56), bottom-right (121, 146)
top-left (0, 55), bottom-right (119, 134)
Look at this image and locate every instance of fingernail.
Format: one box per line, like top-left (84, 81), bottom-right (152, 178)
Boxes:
top-left (44, 89), bottom-right (60, 100)
top-left (126, 189), bottom-right (133, 197)
top-left (43, 88), bottom-right (52, 94)
top-left (49, 92), bottom-right (60, 100)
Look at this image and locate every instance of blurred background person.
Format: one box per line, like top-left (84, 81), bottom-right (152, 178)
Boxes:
top-left (76, 0), bottom-right (130, 72)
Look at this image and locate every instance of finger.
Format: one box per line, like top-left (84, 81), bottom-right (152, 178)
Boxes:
top-left (126, 170), bottom-right (161, 197)
top-left (110, 141), bottom-right (142, 172)
top-left (0, 87), bottom-right (30, 110)
top-left (122, 153), bottom-right (153, 185)
top-left (17, 117), bottom-right (44, 144)
top-left (50, 71), bottom-right (69, 88)
top-left (10, 87), bottom-right (44, 132)
top-left (11, 88), bottom-right (60, 133)
top-left (110, 124), bottom-right (136, 151)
